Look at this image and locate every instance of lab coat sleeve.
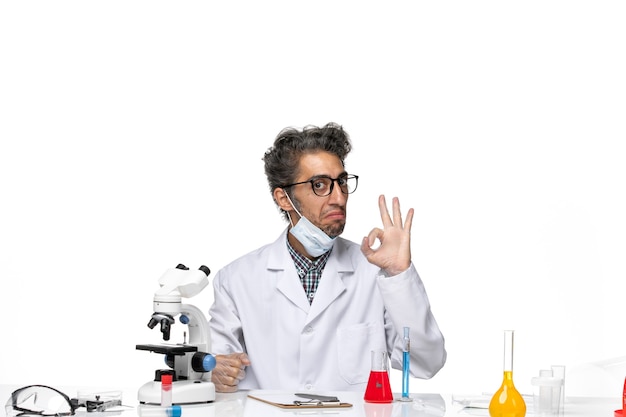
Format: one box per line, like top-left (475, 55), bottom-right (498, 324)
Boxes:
top-left (208, 269), bottom-right (245, 355)
top-left (376, 264), bottom-right (447, 379)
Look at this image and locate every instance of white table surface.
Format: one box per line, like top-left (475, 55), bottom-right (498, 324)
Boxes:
top-left (1, 384), bottom-right (619, 417)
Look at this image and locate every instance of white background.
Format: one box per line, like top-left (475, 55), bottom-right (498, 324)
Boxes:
top-left (1, 0), bottom-right (625, 400)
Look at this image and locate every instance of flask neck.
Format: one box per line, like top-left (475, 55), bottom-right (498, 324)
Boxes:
top-left (502, 330), bottom-right (515, 372)
top-left (502, 370), bottom-right (517, 386)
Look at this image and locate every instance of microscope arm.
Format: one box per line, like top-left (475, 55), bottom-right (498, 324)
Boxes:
top-left (180, 303), bottom-right (210, 354)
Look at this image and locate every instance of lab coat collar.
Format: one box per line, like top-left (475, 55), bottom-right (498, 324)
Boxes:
top-left (269, 228), bottom-right (356, 320)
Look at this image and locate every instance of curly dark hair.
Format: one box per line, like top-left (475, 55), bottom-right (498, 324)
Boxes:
top-left (263, 122), bottom-right (352, 220)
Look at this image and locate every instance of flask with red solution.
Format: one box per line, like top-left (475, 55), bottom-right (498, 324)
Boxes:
top-left (364, 350), bottom-right (393, 403)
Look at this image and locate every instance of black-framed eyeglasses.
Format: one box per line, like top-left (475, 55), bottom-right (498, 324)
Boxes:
top-left (282, 174), bottom-right (359, 197)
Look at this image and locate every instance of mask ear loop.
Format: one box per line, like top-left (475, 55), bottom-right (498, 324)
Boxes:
top-left (284, 192), bottom-right (303, 227)
top-left (286, 211), bottom-right (295, 228)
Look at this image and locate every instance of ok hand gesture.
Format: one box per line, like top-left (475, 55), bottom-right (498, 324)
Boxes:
top-left (360, 195), bottom-right (413, 276)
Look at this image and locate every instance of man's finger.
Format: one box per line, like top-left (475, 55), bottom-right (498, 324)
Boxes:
top-left (392, 196), bottom-right (403, 228)
top-left (404, 207), bottom-right (414, 233)
top-left (236, 352), bottom-right (251, 366)
top-left (378, 195), bottom-right (393, 227)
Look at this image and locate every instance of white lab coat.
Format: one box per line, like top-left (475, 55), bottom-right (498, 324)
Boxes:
top-left (208, 229), bottom-right (446, 392)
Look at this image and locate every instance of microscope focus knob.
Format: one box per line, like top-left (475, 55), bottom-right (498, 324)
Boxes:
top-left (199, 265), bottom-right (210, 276)
top-left (191, 352), bottom-right (216, 373)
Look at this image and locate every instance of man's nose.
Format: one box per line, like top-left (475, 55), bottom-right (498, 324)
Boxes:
top-left (328, 180), bottom-right (347, 204)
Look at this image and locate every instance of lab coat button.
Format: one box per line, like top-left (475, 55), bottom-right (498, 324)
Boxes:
top-left (305, 384), bottom-right (313, 390)
top-left (304, 326), bottom-right (313, 333)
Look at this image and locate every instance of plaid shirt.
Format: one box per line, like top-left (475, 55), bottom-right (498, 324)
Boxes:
top-left (286, 238), bottom-right (332, 304)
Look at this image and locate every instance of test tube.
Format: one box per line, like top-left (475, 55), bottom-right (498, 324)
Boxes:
top-left (138, 405), bottom-right (181, 417)
top-left (551, 365), bottom-right (565, 415)
top-left (401, 327), bottom-right (410, 400)
top-left (161, 374), bottom-right (173, 407)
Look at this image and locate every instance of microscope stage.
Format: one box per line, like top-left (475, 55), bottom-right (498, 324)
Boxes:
top-left (136, 344), bottom-right (198, 355)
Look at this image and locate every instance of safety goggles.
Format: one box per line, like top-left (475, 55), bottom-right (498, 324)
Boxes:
top-left (5, 385), bottom-right (76, 417)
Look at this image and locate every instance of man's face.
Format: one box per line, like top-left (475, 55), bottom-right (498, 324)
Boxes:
top-left (290, 151), bottom-right (348, 238)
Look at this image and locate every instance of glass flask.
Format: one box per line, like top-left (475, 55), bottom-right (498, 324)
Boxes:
top-left (489, 330), bottom-right (526, 417)
top-left (364, 350), bottom-right (393, 403)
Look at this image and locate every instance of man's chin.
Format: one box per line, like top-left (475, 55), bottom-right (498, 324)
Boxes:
top-left (326, 224), bottom-right (345, 238)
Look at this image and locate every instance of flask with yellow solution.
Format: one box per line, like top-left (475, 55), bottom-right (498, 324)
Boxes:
top-left (489, 330), bottom-right (526, 417)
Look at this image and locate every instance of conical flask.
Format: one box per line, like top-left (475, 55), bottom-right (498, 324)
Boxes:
top-left (364, 350), bottom-right (393, 403)
top-left (489, 330), bottom-right (526, 417)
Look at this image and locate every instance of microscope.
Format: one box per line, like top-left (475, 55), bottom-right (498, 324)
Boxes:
top-left (136, 264), bottom-right (216, 404)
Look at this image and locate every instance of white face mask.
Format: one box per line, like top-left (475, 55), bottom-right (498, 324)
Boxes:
top-left (285, 193), bottom-right (336, 257)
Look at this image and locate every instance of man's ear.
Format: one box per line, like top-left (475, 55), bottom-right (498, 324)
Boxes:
top-left (273, 188), bottom-right (292, 212)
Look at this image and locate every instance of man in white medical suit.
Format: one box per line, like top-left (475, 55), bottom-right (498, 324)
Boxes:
top-left (209, 122), bottom-right (446, 392)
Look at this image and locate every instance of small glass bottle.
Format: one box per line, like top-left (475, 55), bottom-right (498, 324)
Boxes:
top-left (161, 374), bottom-right (173, 407)
top-left (489, 330), bottom-right (526, 417)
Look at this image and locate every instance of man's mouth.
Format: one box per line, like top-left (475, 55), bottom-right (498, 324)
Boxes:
top-left (324, 210), bottom-right (345, 220)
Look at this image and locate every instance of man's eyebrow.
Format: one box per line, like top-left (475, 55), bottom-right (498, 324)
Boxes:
top-left (307, 171), bottom-right (348, 181)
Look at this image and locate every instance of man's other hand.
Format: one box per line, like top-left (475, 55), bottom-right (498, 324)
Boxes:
top-left (211, 352), bottom-right (251, 393)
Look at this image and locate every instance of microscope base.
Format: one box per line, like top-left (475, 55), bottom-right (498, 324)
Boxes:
top-left (138, 380), bottom-right (216, 404)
